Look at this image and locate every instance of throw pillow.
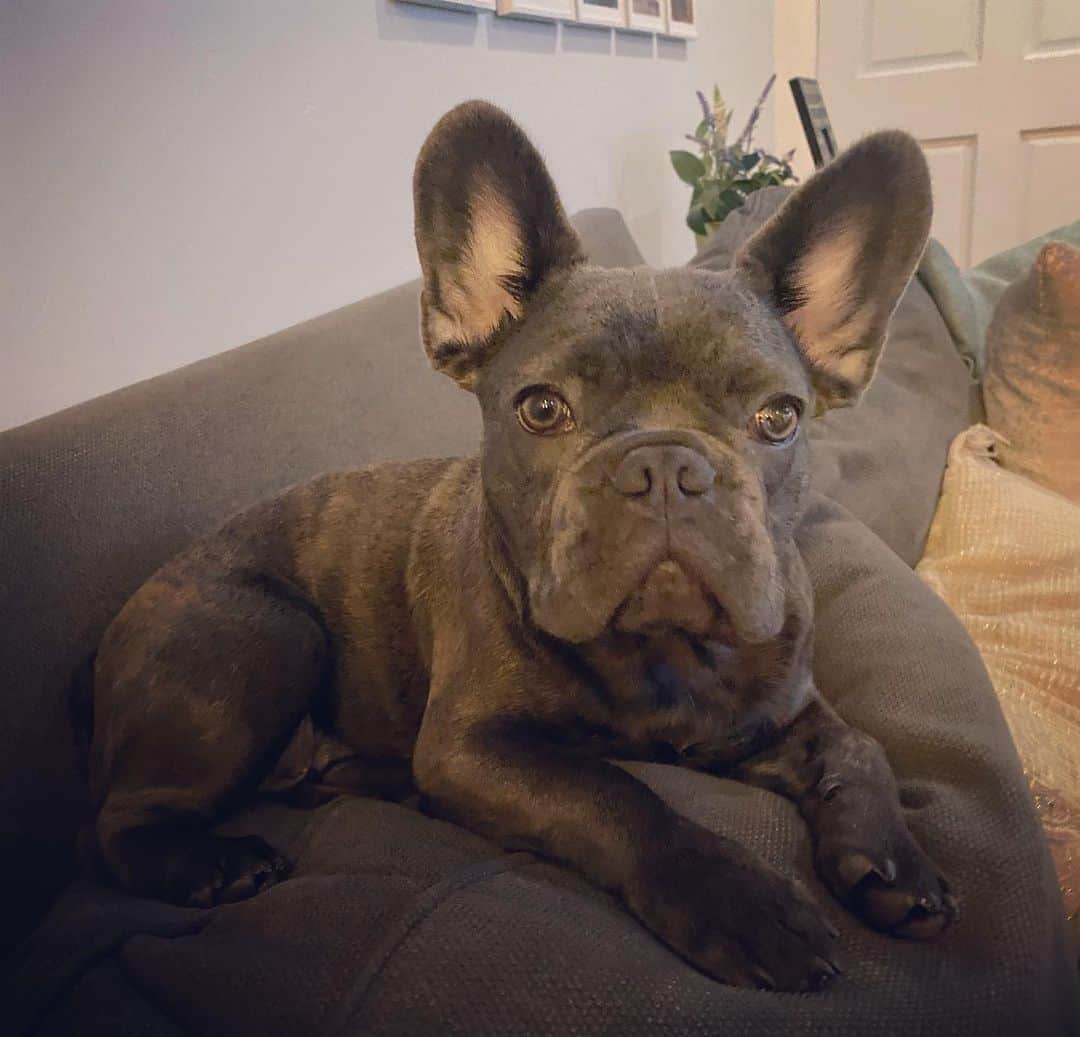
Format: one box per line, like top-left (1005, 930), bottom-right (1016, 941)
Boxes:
top-left (982, 240), bottom-right (1080, 503)
top-left (917, 425), bottom-right (1080, 917)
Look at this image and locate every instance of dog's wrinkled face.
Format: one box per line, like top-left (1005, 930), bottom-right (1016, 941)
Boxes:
top-left (476, 266), bottom-right (810, 645)
top-left (413, 102), bottom-right (931, 646)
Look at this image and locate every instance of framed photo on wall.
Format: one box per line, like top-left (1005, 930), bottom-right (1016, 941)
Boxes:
top-left (398, 0), bottom-right (496, 11)
top-left (625, 0), bottom-right (664, 33)
top-left (496, 0), bottom-right (576, 20)
top-left (665, 0), bottom-right (697, 38)
top-left (575, 0), bottom-right (626, 27)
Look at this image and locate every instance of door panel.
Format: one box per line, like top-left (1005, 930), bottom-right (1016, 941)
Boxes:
top-left (1030, 0), bottom-right (1080, 56)
top-left (859, 0), bottom-right (984, 77)
top-left (1020, 127), bottom-right (1080, 240)
top-left (921, 136), bottom-right (978, 266)
top-left (819, 0), bottom-right (1080, 266)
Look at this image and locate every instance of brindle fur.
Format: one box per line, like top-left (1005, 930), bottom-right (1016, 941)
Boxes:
top-left (85, 102), bottom-right (956, 993)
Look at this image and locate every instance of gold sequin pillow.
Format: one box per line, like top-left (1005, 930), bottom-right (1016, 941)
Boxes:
top-left (982, 240), bottom-right (1080, 503)
top-left (917, 425), bottom-right (1080, 917)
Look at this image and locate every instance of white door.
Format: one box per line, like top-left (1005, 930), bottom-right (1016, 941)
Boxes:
top-left (816, 0), bottom-right (1080, 267)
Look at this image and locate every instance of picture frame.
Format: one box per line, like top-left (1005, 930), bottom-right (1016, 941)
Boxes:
top-left (575, 0), bottom-right (626, 28)
top-left (624, 0), bottom-right (664, 34)
top-left (496, 0), bottom-right (576, 20)
top-left (664, 0), bottom-right (697, 38)
top-left (397, 0), bottom-right (496, 11)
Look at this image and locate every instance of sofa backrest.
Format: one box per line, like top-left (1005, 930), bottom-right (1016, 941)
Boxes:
top-left (0, 209), bottom-right (645, 949)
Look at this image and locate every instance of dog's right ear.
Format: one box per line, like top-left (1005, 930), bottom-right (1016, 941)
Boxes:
top-left (413, 101), bottom-right (584, 390)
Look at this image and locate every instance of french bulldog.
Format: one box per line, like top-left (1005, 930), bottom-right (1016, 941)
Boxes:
top-left (82, 100), bottom-right (956, 992)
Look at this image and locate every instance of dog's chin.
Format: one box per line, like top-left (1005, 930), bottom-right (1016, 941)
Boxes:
top-left (528, 542), bottom-right (786, 647)
top-left (612, 559), bottom-right (722, 640)
top-left (530, 558), bottom-right (735, 646)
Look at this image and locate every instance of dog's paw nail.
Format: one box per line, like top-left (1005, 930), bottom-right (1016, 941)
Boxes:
top-left (748, 966), bottom-right (776, 991)
top-left (891, 886), bottom-right (958, 940)
top-left (802, 956), bottom-right (841, 992)
top-left (877, 858), bottom-right (897, 884)
top-left (187, 886), bottom-right (215, 909)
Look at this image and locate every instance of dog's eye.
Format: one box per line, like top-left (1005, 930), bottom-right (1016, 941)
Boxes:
top-left (750, 395), bottom-right (801, 445)
top-left (516, 387), bottom-right (575, 436)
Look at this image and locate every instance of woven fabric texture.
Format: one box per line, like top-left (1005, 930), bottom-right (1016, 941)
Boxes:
top-left (918, 425), bottom-right (1080, 917)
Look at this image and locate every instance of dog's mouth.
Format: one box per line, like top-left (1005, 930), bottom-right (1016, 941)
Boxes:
top-left (527, 491), bottom-right (787, 647)
top-left (612, 559), bottom-right (730, 640)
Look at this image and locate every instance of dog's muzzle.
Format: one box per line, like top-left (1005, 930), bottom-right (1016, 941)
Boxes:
top-left (528, 430), bottom-right (785, 646)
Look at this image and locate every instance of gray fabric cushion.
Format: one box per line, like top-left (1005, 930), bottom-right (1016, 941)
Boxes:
top-left (566, 206), bottom-right (646, 269)
top-left (9, 494), bottom-right (1078, 1034)
top-left (918, 219), bottom-right (1080, 377)
top-left (692, 187), bottom-right (977, 565)
top-left (0, 209), bottom-right (638, 949)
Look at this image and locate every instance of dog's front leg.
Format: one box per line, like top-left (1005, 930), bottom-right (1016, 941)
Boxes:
top-left (414, 703), bottom-right (839, 991)
top-left (734, 693), bottom-right (958, 938)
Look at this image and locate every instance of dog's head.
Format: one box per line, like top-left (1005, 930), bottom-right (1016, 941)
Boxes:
top-left (413, 101), bottom-right (931, 646)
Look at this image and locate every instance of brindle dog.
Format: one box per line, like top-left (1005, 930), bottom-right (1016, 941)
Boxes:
top-left (84, 101), bottom-right (957, 992)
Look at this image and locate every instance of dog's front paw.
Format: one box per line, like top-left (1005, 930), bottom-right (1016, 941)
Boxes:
top-left (177, 834), bottom-right (292, 908)
top-left (632, 839), bottom-right (842, 991)
top-left (109, 826), bottom-right (293, 907)
top-left (816, 819), bottom-right (958, 940)
top-left (117, 830), bottom-right (292, 908)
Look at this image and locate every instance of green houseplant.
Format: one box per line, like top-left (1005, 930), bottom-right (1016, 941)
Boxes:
top-left (671, 75), bottom-right (797, 240)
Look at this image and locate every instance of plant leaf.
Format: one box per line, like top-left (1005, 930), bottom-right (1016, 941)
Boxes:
top-left (686, 206), bottom-right (709, 236)
top-left (671, 150), bottom-right (707, 186)
top-left (696, 182), bottom-right (723, 220)
top-left (721, 188), bottom-right (744, 210)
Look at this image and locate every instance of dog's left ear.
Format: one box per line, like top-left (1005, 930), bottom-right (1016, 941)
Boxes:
top-left (413, 101), bottom-right (584, 390)
top-left (736, 131), bottom-right (932, 410)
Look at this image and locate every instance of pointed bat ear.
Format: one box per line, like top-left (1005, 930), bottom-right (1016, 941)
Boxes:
top-left (736, 131), bottom-right (932, 410)
top-left (412, 101), bottom-right (584, 391)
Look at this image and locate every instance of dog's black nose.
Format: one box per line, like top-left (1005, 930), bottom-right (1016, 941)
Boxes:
top-left (611, 444), bottom-right (715, 500)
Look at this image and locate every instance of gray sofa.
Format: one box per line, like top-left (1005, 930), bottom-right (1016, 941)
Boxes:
top-left (3, 202), bottom-right (1078, 1035)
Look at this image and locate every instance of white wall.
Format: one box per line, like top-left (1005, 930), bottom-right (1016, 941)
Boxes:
top-left (1, 0), bottom-right (776, 431)
top-left (772, 0), bottom-right (817, 182)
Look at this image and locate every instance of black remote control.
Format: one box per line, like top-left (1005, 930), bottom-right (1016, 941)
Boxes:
top-left (790, 77), bottom-right (838, 170)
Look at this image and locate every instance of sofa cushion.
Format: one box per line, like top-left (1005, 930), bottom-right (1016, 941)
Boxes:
top-left (918, 219), bottom-right (1080, 376)
top-left (917, 425), bottom-right (1080, 917)
top-left (10, 492), bottom-right (1078, 1035)
top-left (692, 187), bottom-right (976, 565)
top-left (982, 241), bottom-right (1080, 502)
top-left (0, 208), bottom-right (641, 950)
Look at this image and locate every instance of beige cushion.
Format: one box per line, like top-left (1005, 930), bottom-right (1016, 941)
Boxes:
top-left (982, 241), bottom-right (1080, 503)
top-left (917, 425), bottom-right (1080, 916)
